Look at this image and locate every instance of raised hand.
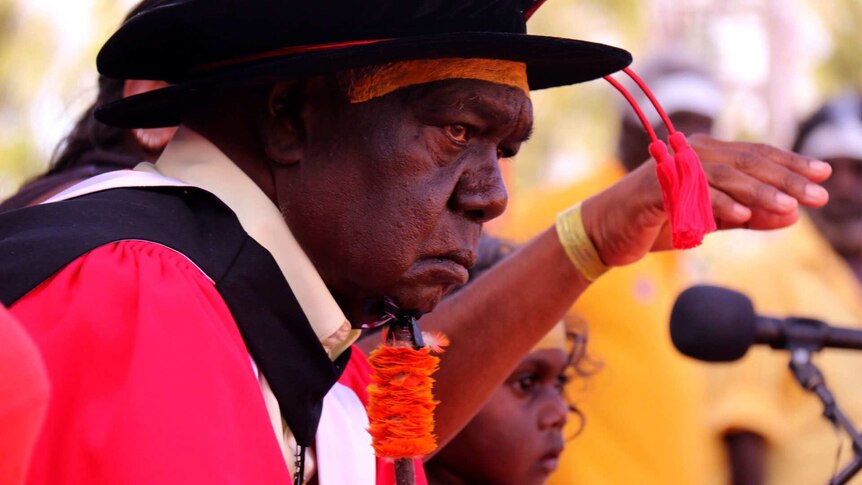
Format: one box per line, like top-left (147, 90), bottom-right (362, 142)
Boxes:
top-left (582, 134), bottom-right (832, 267)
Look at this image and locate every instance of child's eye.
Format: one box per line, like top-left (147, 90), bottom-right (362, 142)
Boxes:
top-left (555, 373), bottom-right (571, 393)
top-left (512, 374), bottom-right (538, 394)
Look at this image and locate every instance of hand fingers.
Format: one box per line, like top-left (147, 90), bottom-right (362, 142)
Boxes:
top-left (716, 209), bottom-right (800, 231)
top-left (709, 187), bottom-right (751, 228)
top-left (704, 163), bottom-right (802, 214)
top-left (690, 134), bottom-right (832, 182)
top-left (715, 145), bottom-right (828, 208)
top-left (690, 135), bottom-right (830, 209)
top-left (708, 184), bottom-right (801, 231)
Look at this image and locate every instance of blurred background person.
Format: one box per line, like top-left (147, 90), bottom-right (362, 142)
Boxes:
top-left (794, 92), bottom-right (862, 282)
top-left (500, 51), bottom-right (722, 485)
top-left (697, 92), bottom-right (862, 485)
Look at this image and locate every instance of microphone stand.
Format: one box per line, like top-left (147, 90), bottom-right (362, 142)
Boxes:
top-left (788, 346), bottom-right (862, 485)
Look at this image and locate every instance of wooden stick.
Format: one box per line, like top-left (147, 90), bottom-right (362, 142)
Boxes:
top-left (391, 318), bottom-right (419, 485)
top-left (394, 457), bottom-right (415, 485)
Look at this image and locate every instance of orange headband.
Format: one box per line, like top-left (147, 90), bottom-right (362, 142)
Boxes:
top-left (347, 58), bottom-right (529, 103)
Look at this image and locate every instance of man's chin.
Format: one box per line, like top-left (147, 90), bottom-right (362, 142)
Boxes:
top-left (342, 284), bottom-right (455, 326)
top-left (387, 284), bottom-right (452, 315)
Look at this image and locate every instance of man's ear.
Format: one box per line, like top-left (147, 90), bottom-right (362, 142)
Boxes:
top-left (261, 81), bottom-right (306, 166)
top-left (124, 80), bottom-right (177, 153)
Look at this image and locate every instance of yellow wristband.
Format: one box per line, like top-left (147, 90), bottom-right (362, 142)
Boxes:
top-left (555, 203), bottom-right (609, 282)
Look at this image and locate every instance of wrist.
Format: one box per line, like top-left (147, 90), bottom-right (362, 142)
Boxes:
top-left (555, 201), bottom-right (609, 282)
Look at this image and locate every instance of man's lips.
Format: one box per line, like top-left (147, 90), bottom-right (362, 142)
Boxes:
top-left (412, 249), bottom-right (476, 285)
top-left (412, 257), bottom-right (470, 285)
top-left (437, 248), bottom-right (477, 269)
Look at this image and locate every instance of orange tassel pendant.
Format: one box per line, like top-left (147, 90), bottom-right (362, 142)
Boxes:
top-left (366, 313), bottom-right (447, 485)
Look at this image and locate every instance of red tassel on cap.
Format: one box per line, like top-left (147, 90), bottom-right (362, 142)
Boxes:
top-left (604, 68), bottom-right (716, 249)
top-left (667, 131), bottom-right (716, 248)
top-left (649, 139), bottom-right (678, 223)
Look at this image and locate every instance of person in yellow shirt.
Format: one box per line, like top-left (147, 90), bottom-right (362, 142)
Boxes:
top-left (699, 92), bottom-right (862, 485)
top-left (501, 54), bottom-right (721, 485)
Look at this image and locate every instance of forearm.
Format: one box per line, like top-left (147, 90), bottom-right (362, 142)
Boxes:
top-left (421, 227), bottom-right (590, 448)
top-left (420, 133), bottom-right (830, 452)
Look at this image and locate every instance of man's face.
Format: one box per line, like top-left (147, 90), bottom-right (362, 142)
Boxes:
top-left (808, 157), bottom-right (862, 258)
top-left (275, 78), bottom-right (533, 323)
top-left (428, 348), bottom-right (569, 485)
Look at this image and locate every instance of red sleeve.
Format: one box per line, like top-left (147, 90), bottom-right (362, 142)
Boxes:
top-left (0, 305), bottom-right (50, 485)
top-left (11, 241), bottom-right (290, 485)
top-left (339, 346), bottom-right (428, 485)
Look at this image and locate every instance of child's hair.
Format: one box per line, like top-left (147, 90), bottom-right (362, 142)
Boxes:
top-left (560, 313), bottom-right (601, 439)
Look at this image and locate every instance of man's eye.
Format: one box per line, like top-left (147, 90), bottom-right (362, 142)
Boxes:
top-left (497, 147), bottom-right (515, 159)
top-left (445, 124), bottom-right (470, 144)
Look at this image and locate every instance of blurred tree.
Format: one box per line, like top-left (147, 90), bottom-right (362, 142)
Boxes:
top-left (511, 0), bottom-right (646, 195)
top-left (811, 0), bottom-right (862, 94)
top-left (0, 0), bottom-right (133, 200)
top-left (0, 0), bottom-right (53, 197)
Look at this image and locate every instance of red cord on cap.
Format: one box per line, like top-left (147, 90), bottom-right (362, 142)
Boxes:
top-left (666, 131), bottom-right (716, 248)
top-left (604, 75), bottom-right (659, 143)
top-left (604, 68), bottom-right (716, 249)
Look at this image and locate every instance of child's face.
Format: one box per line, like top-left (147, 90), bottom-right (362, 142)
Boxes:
top-left (432, 348), bottom-right (569, 485)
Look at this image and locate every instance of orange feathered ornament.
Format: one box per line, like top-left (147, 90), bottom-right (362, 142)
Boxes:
top-left (366, 309), bottom-right (448, 485)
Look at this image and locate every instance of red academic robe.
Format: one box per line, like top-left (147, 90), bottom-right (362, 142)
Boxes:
top-left (3, 185), bottom-right (427, 484)
top-left (0, 305), bottom-right (50, 485)
top-left (12, 241), bottom-right (292, 484)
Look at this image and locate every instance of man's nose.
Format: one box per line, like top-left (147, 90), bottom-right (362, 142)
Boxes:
top-left (449, 153), bottom-right (508, 223)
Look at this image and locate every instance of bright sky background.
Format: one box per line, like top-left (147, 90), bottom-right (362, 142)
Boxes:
top-left (20, 0), bottom-right (137, 161)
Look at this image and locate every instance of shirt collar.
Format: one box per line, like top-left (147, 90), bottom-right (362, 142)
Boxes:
top-left (140, 126), bottom-right (358, 359)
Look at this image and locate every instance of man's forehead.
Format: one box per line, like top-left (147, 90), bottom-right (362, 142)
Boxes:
top-left (408, 79), bottom-right (534, 138)
top-left (451, 82), bottom-right (530, 121)
top-left (411, 78), bottom-right (530, 106)
top-left (345, 58), bottom-right (529, 104)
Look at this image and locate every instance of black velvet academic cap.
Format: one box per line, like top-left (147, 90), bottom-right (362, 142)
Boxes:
top-left (95, 0), bottom-right (632, 128)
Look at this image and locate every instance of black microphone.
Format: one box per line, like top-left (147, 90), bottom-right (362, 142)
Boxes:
top-left (670, 285), bottom-right (862, 362)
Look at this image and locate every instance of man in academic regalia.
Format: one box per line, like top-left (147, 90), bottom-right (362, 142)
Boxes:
top-left (0, 1), bottom-right (832, 484)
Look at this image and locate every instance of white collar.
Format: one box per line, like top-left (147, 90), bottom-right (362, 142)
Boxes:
top-left (141, 127), bottom-right (358, 359)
